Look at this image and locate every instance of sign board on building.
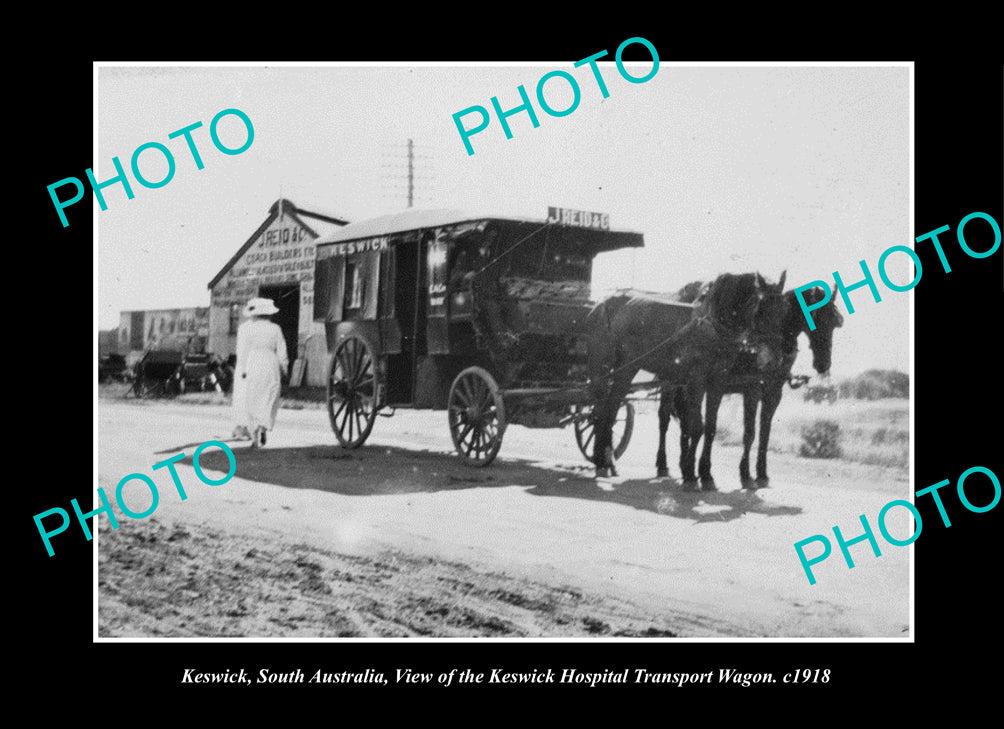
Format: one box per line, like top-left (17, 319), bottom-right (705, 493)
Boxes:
top-left (210, 222), bottom-right (316, 309)
top-left (118, 308), bottom-right (209, 353)
top-left (546, 206), bottom-right (609, 230)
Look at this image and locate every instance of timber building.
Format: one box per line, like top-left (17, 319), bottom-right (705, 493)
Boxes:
top-left (207, 198), bottom-right (349, 386)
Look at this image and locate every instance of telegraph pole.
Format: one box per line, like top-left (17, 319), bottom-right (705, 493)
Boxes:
top-left (380, 138), bottom-right (433, 210)
top-left (407, 138), bottom-right (414, 208)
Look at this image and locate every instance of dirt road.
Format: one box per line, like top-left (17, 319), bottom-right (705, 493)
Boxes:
top-left (97, 398), bottom-right (910, 638)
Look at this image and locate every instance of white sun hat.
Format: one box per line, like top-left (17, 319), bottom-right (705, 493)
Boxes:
top-left (242, 297), bottom-right (280, 317)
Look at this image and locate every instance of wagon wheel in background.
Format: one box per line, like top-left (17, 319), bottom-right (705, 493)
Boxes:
top-left (327, 335), bottom-right (378, 448)
top-left (132, 375), bottom-right (162, 399)
top-left (573, 400), bottom-right (635, 462)
top-left (448, 367), bottom-right (506, 467)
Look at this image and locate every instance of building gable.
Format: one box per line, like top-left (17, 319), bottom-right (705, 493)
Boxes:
top-left (208, 198), bottom-right (348, 291)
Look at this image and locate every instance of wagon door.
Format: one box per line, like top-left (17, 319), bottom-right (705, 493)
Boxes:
top-left (385, 230), bottom-right (428, 405)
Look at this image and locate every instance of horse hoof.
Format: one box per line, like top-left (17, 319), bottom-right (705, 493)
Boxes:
top-left (700, 478), bottom-right (717, 492)
top-left (740, 478), bottom-right (757, 490)
top-left (682, 479), bottom-right (699, 492)
top-left (595, 467), bottom-right (609, 478)
top-left (656, 468), bottom-right (669, 478)
top-left (755, 476), bottom-right (770, 487)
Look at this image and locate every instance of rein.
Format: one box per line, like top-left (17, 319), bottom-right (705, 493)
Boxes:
top-left (469, 221), bottom-right (554, 280)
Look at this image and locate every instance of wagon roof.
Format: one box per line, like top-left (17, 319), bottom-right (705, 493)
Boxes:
top-left (314, 208), bottom-right (644, 249)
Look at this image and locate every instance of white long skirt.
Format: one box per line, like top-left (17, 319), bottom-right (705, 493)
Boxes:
top-left (232, 347), bottom-right (281, 432)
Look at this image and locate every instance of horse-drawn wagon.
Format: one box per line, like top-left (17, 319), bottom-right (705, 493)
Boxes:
top-left (311, 208), bottom-right (643, 466)
top-left (131, 333), bottom-right (228, 398)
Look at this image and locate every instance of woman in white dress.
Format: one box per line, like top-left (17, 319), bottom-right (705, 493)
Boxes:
top-left (231, 297), bottom-right (289, 447)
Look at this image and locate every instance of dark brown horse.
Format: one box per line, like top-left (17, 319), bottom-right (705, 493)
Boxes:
top-left (656, 282), bottom-right (843, 488)
top-left (585, 272), bottom-right (769, 480)
top-left (656, 272), bottom-right (788, 488)
top-left (737, 284), bottom-right (842, 486)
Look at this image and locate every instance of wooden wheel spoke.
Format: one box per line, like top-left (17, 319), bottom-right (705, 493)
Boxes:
top-left (338, 349), bottom-right (352, 380)
top-left (352, 355), bottom-right (371, 386)
top-left (449, 367), bottom-right (504, 467)
top-left (354, 360), bottom-right (373, 387)
top-left (338, 403), bottom-right (351, 436)
top-left (328, 337), bottom-right (378, 449)
top-left (345, 345), bottom-right (356, 374)
top-left (356, 342), bottom-right (368, 379)
top-left (462, 430), bottom-right (477, 456)
top-left (460, 376), bottom-right (476, 406)
top-left (356, 394), bottom-right (372, 414)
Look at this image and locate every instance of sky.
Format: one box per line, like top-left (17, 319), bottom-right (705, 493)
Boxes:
top-left (96, 63), bottom-right (911, 377)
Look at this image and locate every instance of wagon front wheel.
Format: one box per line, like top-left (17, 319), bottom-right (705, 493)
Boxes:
top-left (573, 400), bottom-right (635, 462)
top-left (448, 367), bottom-right (506, 467)
top-left (327, 335), bottom-right (378, 448)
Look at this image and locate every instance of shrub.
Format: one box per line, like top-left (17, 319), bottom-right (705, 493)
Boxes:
top-left (836, 369), bottom-right (909, 400)
top-left (799, 419), bottom-right (843, 458)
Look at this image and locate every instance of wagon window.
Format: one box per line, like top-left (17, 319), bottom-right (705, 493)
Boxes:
top-left (313, 253), bottom-right (345, 322)
top-left (341, 251), bottom-right (381, 319)
top-left (428, 233), bottom-right (448, 309)
top-left (344, 259), bottom-right (362, 311)
top-left (362, 250), bottom-right (381, 320)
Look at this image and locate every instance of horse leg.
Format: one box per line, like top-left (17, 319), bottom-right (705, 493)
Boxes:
top-left (592, 380), bottom-right (631, 478)
top-left (739, 389), bottom-right (758, 488)
top-left (698, 387), bottom-right (724, 491)
top-left (591, 397), bottom-right (615, 477)
top-left (678, 426), bottom-right (689, 484)
top-left (655, 388), bottom-right (672, 477)
top-left (755, 383), bottom-right (784, 485)
top-left (677, 388), bottom-right (690, 482)
top-left (678, 387), bottom-right (703, 490)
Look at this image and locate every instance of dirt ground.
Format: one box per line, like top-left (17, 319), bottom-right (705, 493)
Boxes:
top-left (97, 392), bottom-right (911, 638)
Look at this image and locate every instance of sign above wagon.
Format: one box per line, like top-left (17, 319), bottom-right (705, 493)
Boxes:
top-left (325, 237), bottom-right (389, 258)
top-left (547, 206), bottom-right (609, 231)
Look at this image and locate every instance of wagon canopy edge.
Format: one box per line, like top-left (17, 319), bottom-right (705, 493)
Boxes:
top-left (313, 208), bottom-right (644, 252)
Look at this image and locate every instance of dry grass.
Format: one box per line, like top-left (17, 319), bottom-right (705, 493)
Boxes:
top-left (712, 394), bottom-right (909, 471)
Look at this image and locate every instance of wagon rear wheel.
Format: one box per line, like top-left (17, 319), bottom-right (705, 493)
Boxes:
top-left (133, 376), bottom-right (162, 399)
top-left (327, 335), bottom-right (378, 448)
top-left (448, 367), bottom-right (506, 467)
top-left (573, 400), bottom-right (635, 462)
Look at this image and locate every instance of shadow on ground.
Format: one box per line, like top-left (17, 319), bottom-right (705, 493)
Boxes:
top-left (164, 441), bottom-right (801, 524)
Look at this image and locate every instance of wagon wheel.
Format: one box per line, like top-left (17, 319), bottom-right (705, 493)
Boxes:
top-left (133, 376), bottom-right (161, 399)
top-left (327, 335), bottom-right (378, 448)
top-left (448, 366), bottom-right (506, 467)
top-left (573, 400), bottom-right (635, 462)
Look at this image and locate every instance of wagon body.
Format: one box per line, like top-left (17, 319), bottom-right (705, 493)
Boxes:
top-left (131, 334), bottom-right (225, 397)
top-left (312, 208), bottom-right (643, 464)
